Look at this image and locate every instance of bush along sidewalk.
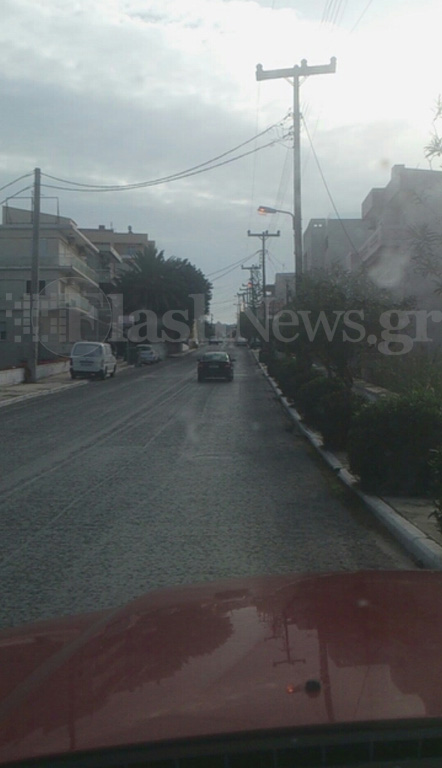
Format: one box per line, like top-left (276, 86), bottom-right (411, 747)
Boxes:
top-left (265, 355), bottom-right (363, 451)
top-left (347, 390), bottom-right (442, 496)
top-left (264, 354), bottom-right (442, 498)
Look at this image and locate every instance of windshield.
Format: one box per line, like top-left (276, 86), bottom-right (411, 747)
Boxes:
top-left (2, 0), bottom-right (442, 765)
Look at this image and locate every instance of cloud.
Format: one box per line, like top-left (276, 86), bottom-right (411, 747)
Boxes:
top-left (0, 0), bottom-right (440, 321)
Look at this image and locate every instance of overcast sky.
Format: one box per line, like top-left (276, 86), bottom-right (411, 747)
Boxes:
top-left (1, 0), bottom-right (441, 322)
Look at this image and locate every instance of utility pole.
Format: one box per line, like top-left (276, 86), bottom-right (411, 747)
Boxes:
top-left (29, 167), bottom-right (41, 383)
top-left (247, 230), bottom-right (280, 330)
top-left (241, 264), bottom-right (260, 314)
top-left (236, 292), bottom-right (246, 332)
top-left (256, 58), bottom-right (336, 291)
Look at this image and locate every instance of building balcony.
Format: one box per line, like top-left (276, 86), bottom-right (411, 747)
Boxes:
top-left (42, 252), bottom-right (99, 285)
top-left (357, 224), bottom-right (404, 265)
top-left (36, 293), bottom-right (98, 316)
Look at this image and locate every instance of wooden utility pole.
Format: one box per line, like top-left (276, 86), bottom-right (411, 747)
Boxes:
top-left (247, 230), bottom-right (280, 330)
top-left (256, 58), bottom-right (336, 291)
top-left (29, 167), bottom-right (41, 383)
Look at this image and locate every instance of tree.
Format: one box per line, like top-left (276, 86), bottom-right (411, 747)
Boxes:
top-left (275, 265), bottom-right (412, 386)
top-left (406, 97), bottom-right (442, 291)
top-left (408, 224), bottom-right (442, 294)
top-left (115, 243), bottom-right (212, 335)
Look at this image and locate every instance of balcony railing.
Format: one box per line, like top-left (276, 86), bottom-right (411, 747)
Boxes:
top-left (41, 252), bottom-right (99, 283)
top-left (358, 224), bottom-right (404, 264)
top-left (37, 293), bottom-right (98, 315)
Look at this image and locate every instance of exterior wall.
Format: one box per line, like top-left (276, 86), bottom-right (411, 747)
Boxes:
top-left (357, 166), bottom-right (442, 298)
top-left (0, 360), bottom-right (69, 386)
top-left (272, 273), bottom-right (295, 312)
top-left (303, 220), bottom-right (327, 271)
top-left (356, 165), bottom-right (442, 349)
top-left (80, 226), bottom-right (154, 259)
top-left (0, 207), bottom-right (107, 369)
top-left (303, 219), bottom-right (371, 272)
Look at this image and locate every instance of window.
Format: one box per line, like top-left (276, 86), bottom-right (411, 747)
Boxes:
top-left (0, 317), bottom-right (6, 340)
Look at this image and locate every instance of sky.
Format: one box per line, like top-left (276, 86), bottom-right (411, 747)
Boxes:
top-left (1, 0), bottom-right (442, 322)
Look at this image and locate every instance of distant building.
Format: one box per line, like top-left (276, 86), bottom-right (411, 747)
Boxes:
top-left (267, 273), bottom-right (296, 316)
top-left (80, 225), bottom-right (154, 262)
top-left (303, 218), bottom-right (371, 272)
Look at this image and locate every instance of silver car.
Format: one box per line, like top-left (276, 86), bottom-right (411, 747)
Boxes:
top-left (136, 345), bottom-right (160, 366)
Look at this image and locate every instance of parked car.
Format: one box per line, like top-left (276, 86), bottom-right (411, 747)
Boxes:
top-left (197, 351), bottom-right (234, 382)
top-left (208, 337), bottom-right (222, 345)
top-left (234, 336), bottom-right (248, 346)
top-left (136, 345), bottom-right (160, 366)
top-left (70, 341), bottom-right (117, 380)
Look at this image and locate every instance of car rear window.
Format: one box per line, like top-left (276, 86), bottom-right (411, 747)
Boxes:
top-left (72, 343), bottom-right (102, 356)
top-left (202, 353), bottom-right (229, 361)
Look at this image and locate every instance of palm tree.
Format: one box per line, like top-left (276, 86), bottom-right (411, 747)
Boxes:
top-left (116, 243), bottom-right (212, 333)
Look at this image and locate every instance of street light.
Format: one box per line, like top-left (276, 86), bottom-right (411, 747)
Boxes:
top-left (258, 205), bottom-right (296, 288)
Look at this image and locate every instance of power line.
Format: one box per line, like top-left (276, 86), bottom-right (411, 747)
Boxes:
top-left (41, 115), bottom-right (290, 192)
top-left (301, 114), bottom-right (359, 253)
top-left (40, 134), bottom-right (290, 194)
top-left (210, 251), bottom-right (260, 282)
top-left (0, 173), bottom-right (33, 194)
top-left (0, 185), bottom-right (34, 208)
top-left (350, 0), bottom-right (374, 33)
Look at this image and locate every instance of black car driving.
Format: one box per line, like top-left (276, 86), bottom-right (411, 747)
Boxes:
top-left (197, 351), bottom-right (234, 382)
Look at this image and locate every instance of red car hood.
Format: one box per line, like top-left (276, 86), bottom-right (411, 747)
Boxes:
top-left (1, 570), bottom-right (442, 764)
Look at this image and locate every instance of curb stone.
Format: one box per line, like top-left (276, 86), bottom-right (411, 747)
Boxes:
top-left (253, 352), bottom-right (442, 570)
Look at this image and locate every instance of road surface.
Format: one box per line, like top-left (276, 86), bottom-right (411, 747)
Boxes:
top-left (0, 345), bottom-right (415, 628)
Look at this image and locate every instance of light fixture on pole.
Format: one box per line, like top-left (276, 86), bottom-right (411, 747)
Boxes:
top-left (258, 205), bottom-right (295, 275)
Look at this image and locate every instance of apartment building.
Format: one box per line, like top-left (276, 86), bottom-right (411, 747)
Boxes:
top-left (355, 165), bottom-right (442, 305)
top-left (0, 207), bottom-right (122, 368)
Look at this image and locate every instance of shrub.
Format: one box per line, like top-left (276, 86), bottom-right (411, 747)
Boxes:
top-left (259, 347), bottom-right (272, 366)
top-left (270, 357), bottom-right (320, 402)
top-left (428, 447), bottom-right (442, 530)
top-left (347, 390), bottom-right (442, 496)
top-left (316, 390), bottom-right (366, 451)
top-left (295, 375), bottom-right (345, 426)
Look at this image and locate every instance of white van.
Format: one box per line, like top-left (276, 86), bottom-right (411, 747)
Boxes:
top-left (70, 342), bottom-right (117, 380)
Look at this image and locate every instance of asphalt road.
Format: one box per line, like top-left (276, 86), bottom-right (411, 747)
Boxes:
top-left (0, 345), bottom-right (415, 629)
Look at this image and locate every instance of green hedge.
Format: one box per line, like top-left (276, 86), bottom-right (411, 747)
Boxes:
top-left (294, 376), bottom-right (345, 423)
top-left (347, 391), bottom-right (442, 495)
top-left (315, 389), bottom-right (366, 451)
top-left (268, 357), bottom-right (318, 398)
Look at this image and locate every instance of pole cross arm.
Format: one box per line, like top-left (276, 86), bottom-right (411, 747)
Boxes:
top-left (256, 57), bottom-right (336, 81)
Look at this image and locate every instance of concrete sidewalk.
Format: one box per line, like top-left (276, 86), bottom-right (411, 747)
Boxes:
top-left (0, 349), bottom-right (195, 406)
top-left (253, 352), bottom-right (442, 569)
top-left (0, 360), bottom-right (130, 407)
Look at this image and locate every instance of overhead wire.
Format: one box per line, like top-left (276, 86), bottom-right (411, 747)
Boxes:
top-left (0, 185), bottom-right (34, 208)
top-left (210, 251), bottom-right (260, 282)
top-left (206, 252), bottom-right (258, 277)
top-left (40, 135), bottom-right (290, 194)
top-left (0, 173), bottom-right (34, 194)
top-left (301, 114), bottom-right (359, 253)
top-left (40, 115), bottom-right (290, 193)
top-left (350, 0), bottom-right (374, 33)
